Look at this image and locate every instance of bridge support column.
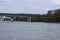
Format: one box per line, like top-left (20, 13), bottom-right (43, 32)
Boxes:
top-left (27, 17), bottom-right (31, 22)
top-left (13, 16), bottom-right (17, 19)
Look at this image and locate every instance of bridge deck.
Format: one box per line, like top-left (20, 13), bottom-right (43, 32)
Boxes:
top-left (0, 13), bottom-right (40, 17)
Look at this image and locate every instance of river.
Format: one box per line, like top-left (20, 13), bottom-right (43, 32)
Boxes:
top-left (0, 21), bottom-right (60, 40)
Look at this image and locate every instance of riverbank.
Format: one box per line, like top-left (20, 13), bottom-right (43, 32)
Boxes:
top-left (14, 9), bottom-right (60, 22)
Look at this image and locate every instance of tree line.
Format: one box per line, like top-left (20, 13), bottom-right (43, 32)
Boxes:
top-left (14, 9), bottom-right (60, 22)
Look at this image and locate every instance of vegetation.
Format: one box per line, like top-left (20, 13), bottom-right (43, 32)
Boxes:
top-left (14, 17), bottom-right (27, 21)
top-left (14, 9), bottom-right (60, 22)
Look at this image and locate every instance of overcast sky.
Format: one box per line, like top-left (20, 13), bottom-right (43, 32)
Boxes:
top-left (0, 0), bottom-right (60, 14)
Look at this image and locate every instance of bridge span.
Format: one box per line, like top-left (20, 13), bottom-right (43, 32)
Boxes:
top-left (0, 13), bottom-right (40, 22)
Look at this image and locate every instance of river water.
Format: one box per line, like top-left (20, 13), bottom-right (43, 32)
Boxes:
top-left (0, 21), bottom-right (60, 40)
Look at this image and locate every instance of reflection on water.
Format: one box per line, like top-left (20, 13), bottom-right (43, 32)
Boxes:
top-left (0, 21), bottom-right (60, 40)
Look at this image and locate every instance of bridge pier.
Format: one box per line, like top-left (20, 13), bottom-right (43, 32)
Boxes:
top-left (2, 16), bottom-right (32, 22)
top-left (27, 17), bottom-right (31, 22)
top-left (13, 16), bottom-right (17, 19)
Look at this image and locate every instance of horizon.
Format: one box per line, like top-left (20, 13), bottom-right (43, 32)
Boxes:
top-left (0, 0), bottom-right (60, 14)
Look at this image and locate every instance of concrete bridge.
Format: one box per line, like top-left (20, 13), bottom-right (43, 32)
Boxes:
top-left (0, 13), bottom-right (40, 22)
